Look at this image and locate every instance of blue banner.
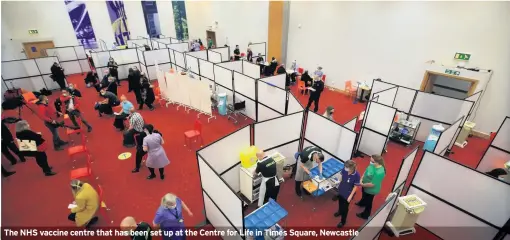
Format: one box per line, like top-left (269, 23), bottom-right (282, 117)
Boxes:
top-left (106, 0), bottom-right (131, 46)
top-left (141, 1), bottom-right (161, 38)
top-left (65, 0), bottom-right (98, 49)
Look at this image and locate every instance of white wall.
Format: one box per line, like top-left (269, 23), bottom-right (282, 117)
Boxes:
top-left (156, 0), bottom-right (177, 38)
top-left (186, 1), bottom-right (269, 53)
top-left (286, 1), bottom-right (510, 133)
top-left (124, 1), bottom-right (149, 39)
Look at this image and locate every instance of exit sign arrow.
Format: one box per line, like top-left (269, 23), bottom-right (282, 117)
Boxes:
top-left (454, 52), bottom-right (471, 61)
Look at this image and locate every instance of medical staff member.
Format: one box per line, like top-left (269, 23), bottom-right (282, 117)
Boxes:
top-left (334, 160), bottom-right (360, 228)
top-left (294, 146), bottom-right (325, 197)
top-left (356, 155), bottom-right (386, 219)
top-left (253, 151), bottom-right (280, 207)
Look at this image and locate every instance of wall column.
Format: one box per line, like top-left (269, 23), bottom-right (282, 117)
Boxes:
top-left (267, 1), bottom-right (284, 63)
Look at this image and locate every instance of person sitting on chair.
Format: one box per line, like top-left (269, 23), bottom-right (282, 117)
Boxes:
top-left (106, 76), bottom-right (118, 96)
top-left (67, 83), bottom-right (82, 97)
top-left (68, 179), bottom-right (99, 228)
top-left (15, 120), bottom-right (56, 176)
top-left (84, 71), bottom-right (98, 88)
top-left (59, 89), bottom-right (92, 132)
top-left (123, 107), bottom-right (144, 148)
top-left (114, 95), bottom-right (134, 131)
top-left (96, 89), bottom-right (120, 117)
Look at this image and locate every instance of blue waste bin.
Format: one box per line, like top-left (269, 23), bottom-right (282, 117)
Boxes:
top-left (217, 93), bottom-right (227, 116)
top-left (423, 124), bottom-right (445, 152)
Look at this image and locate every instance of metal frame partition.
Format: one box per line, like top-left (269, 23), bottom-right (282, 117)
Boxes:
top-left (1, 56), bottom-right (63, 92)
top-left (91, 48), bottom-right (143, 81)
top-left (46, 45), bottom-right (91, 75)
top-left (247, 42), bottom-right (267, 63)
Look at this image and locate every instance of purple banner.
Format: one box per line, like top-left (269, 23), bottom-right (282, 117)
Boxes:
top-left (65, 0), bottom-right (98, 49)
top-left (106, 0), bottom-right (130, 46)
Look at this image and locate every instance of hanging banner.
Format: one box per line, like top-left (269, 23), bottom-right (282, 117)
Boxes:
top-left (172, 1), bottom-right (189, 40)
top-left (106, 0), bottom-right (130, 46)
top-left (65, 0), bottom-right (98, 49)
top-left (141, 1), bottom-right (161, 38)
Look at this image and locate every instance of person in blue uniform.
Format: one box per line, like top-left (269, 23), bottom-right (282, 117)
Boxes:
top-left (334, 160), bottom-right (360, 228)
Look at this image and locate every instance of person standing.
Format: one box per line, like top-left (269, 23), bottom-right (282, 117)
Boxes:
top-left (67, 83), bottom-right (82, 97)
top-left (334, 160), bottom-right (360, 228)
top-left (305, 77), bottom-right (325, 113)
top-left (314, 66), bottom-right (324, 80)
top-left (107, 57), bottom-right (120, 86)
top-left (132, 130), bottom-right (147, 173)
top-left (128, 68), bottom-right (143, 108)
top-left (153, 193), bottom-right (193, 240)
top-left (294, 146), bottom-right (325, 197)
top-left (120, 216), bottom-right (152, 240)
top-left (143, 124), bottom-right (169, 180)
top-left (253, 151), bottom-right (280, 207)
top-left (68, 179), bottom-right (99, 228)
top-left (60, 89), bottom-right (92, 132)
top-left (15, 120), bottom-right (56, 176)
top-left (233, 45), bottom-right (241, 61)
top-left (356, 155), bottom-right (386, 220)
top-left (246, 48), bottom-right (253, 62)
top-left (36, 95), bottom-right (68, 150)
top-left (256, 53), bottom-right (264, 74)
top-left (107, 77), bottom-right (118, 96)
top-left (140, 74), bottom-right (155, 111)
top-left (123, 108), bottom-right (144, 148)
top-left (50, 62), bottom-right (67, 90)
top-left (2, 118), bottom-right (26, 165)
top-left (323, 106), bottom-right (335, 120)
top-left (207, 38), bottom-right (213, 49)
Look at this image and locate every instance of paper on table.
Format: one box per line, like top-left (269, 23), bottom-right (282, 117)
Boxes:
top-left (68, 204), bottom-right (77, 209)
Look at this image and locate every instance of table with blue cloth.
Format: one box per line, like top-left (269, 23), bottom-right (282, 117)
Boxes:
top-left (303, 158), bottom-right (344, 211)
top-left (244, 199), bottom-right (288, 240)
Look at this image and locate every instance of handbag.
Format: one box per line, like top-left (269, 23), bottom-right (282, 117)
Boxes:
top-left (17, 139), bottom-right (37, 152)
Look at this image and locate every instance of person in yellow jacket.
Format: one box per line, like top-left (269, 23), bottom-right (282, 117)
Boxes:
top-left (68, 179), bottom-right (99, 228)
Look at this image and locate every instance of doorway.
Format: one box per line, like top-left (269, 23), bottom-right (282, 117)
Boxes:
top-left (420, 70), bottom-right (479, 99)
top-left (22, 41), bottom-right (55, 59)
top-left (206, 30), bottom-right (216, 48)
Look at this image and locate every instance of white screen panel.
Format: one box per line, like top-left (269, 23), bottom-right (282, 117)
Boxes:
top-left (199, 126), bottom-right (250, 173)
top-left (394, 147), bottom-right (418, 191)
top-left (261, 74), bottom-right (286, 90)
top-left (255, 112), bottom-right (303, 151)
top-left (7, 78), bottom-right (35, 92)
top-left (303, 140), bottom-right (334, 162)
top-left (60, 61), bottom-right (81, 75)
top-left (170, 38), bottom-right (179, 44)
top-left (221, 165), bottom-right (240, 193)
top-left (265, 141), bottom-right (300, 166)
top-left (174, 73), bottom-right (191, 106)
top-left (358, 128), bottom-right (387, 156)
top-left (233, 72), bottom-right (256, 100)
top-left (414, 152), bottom-right (510, 227)
top-left (198, 156), bottom-right (243, 233)
top-left (48, 47), bottom-right (77, 61)
top-left (408, 187), bottom-right (500, 240)
top-left (147, 63), bottom-right (171, 81)
top-left (208, 50), bottom-right (222, 63)
top-left (174, 51), bottom-right (186, 69)
top-left (370, 80), bottom-right (397, 99)
top-left (96, 52), bottom-right (111, 67)
top-left (214, 66), bottom-right (233, 90)
top-left (393, 87), bottom-right (416, 113)
top-left (197, 80), bottom-right (213, 115)
top-left (211, 47), bottom-right (229, 62)
top-left (365, 101), bottom-right (396, 135)
top-left (35, 57), bottom-right (58, 75)
top-left (74, 46), bottom-right (87, 59)
top-left (305, 112), bottom-right (342, 157)
top-left (232, 95), bottom-right (256, 120)
top-left (258, 81), bottom-right (286, 114)
top-left (411, 92), bottom-right (464, 124)
top-left (168, 43), bottom-right (188, 52)
top-left (42, 75), bottom-right (60, 90)
top-left (145, 49), bottom-right (171, 66)
top-left (407, 115), bottom-right (451, 142)
top-left (257, 103), bottom-right (283, 122)
top-left (243, 61), bottom-right (261, 79)
top-left (157, 38), bottom-right (171, 44)
top-left (336, 128), bottom-right (356, 161)
top-left (198, 59), bottom-right (214, 80)
top-left (248, 43), bottom-right (265, 59)
top-left (352, 195), bottom-right (397, 240)
top-left (203, 192), bottom-right (243, 240)
top-left (457, 100), bottom-right (473, 126)
top-left (118, 63), bottom-right (142, 80)
top-left (287, 94), bottom-right (303, 115)
top-left (476, 146), bottom-right (510, 173)
top-left (344, 117), bottom-right (357, 132)
top-left (373, 87), bottom-right (397, 107)
top-left (188, 50), bottom-right (207, 61)
top-left (493, 118), bottom-right (510, 152)
top-left (185, 55), bottom-right (199, 74)
top-left (23, 60), bottom-right (40, 76)
top-left (79, 59), bottom-right (91, 72)
top-left (30, 76), bottom-right (46, 91)
top-left (435, 117), bottom-right (464, 154)
top-left (218, 61), bottom-right (242, 73)
top-left (1, 61), bottom-right (29, 79)
top-left (188, 79), bottom-right (202, 110)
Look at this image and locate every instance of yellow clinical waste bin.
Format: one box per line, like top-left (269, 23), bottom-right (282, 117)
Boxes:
top-left (386, 194), bottom-right (427, 237)
top-left (455, 121), bottom-right (476, 148)
top-left (240, 146), bottom-right (260, 168)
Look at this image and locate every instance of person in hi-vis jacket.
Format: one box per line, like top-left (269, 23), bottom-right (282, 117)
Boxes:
top-left (253, 151), bottom-right (280, 207)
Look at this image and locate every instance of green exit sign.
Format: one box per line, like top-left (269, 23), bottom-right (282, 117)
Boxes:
top-left (28, 29), bottom-right (38, 35)
top-left (454, 52), bottom-right (471, 61)
top-left (445, 69), bottom-right (460, 76)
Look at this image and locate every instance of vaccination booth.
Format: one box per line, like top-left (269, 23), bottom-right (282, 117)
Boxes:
top-left (91, 47), bottom-right (141, 81)
top-left (1, 56), bottom-right (62, 93)
top-left (196, 108), bottom-right (358, 239)
top-left (46, 45), bottom-right (91, 75)
top-left (476, 116), bottom-right (510, 183)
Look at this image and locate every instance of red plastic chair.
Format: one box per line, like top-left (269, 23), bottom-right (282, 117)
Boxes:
top-left (241, 53), bottom-right (246, 58)
top-left (70, 154), bottom-right (92, 180)
top-left (298, 81), bottom-right (306, 95)
top-left (68, 133), bottom-right (90, 161)
top-left (153, 86), bottom-right (165, 107)
top-left (184, 119), bottom-right (204, 149)
top-left (97, 184), bottom-right (110, 223)
top-left (322, 75), bottom-right (326, 82)
top-left (345, 80), bottom-right (357, 99)
top-left (297, 67), bottom-right (304, 74)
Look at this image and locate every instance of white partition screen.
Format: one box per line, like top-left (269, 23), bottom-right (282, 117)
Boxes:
top-left (198, 156), bottom-right (243, 233)
top-left (476, 147), bottom-right (510, 174)
top-left (185, 54), bottom-right (199, 74)
top-left (370, 80), bottom-right (397, 99)
top-left (393, 87), bottom-right (417, 113)
top-left (214, 65), bottom-right (233, 90)
top-left (373, 86), bottom-right (397, 107)
top-left (168, 42), bottom-right (188, 52)
top-left (303, 140), bottom-right (334, 162)
top-left (218, 61), bottom-right (242, 73)
top-left (173, 51), bottom-right (186, 69)
top-left (351, 194), bottom-right (397, 240)
top-left (364, 101), bottom-right (397, 135)
top-left (344, 117), bottom-right (357, 132)
top-left (1, 60), bottom-right (38, 79)
top-left (411, 92), bottom-right (465, 124)
top-left (257, 104), bottom-right (282, 122)
top-left (243, 61), bottom-right (261, 79)
top-left (198, 59), bottom-right (214, 80)
top-left (255, 112), bottom-right (303, 151)
top-left (257, 80), bottom-right (286, 114)
top-left (234, 94), bottom-right (256, 120)
top-left (413, 151), bottom-right (510, 227)
top-left (248, 43), bottom-right (266, 59)
top-left (210, 47), bottom-right (230, 62)
top-left (435, 116), bottom-right (464, 155)
top-left (60, 61), bottom-right (82, 75)
top-left (287, 94), bottom-right (304, 115)
top-left (265, 140), bottom-right (300, 166)
top-left (208, 50), bottom-right (222, 63)
top-left (393, 147), bottom-right (418, 191)
top-left (465, 91), bottom-right (482, 120)
top-left (188, 50), bottom-right (207, 61)
top-left (233, 72), bottom-right (256, 100)
top-left (261, 74), bottom-right (286, 90)
top-left (198, 126), bottom-right (250, 174)
top-left (202, 192), bottom-right (243, 240)
top-left (492, 117), bottom-right (510, 152)
top-left (144, 49), bottom-right (171, 66)
top-left (358, 128), bottom-right (386, 157)
top-left (46, 47), bottom-right (77, 62)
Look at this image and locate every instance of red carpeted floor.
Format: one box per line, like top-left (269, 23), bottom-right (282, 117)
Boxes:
top-left (1, 75), bottom-right (489, 239)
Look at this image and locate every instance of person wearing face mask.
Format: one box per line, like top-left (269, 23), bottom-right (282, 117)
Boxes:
top-left (84, 71), bottom-right (98, 88)
top-left (123, 108), bottom-right (144, 148)
top-left (66, 83), bottom-right (82, 97)
top-left (300, 70), bottom-right (312, 95)
top-left (323, 106), bottom-right (335, 120)
top-left (96, 89), bottom-right (120, 117)
top-left (120, 216), bottom-right (152, 240)
top-left (305, 76), bottom-right (325, 113)
top-left (333, 160), bottom-right (360, 228)
top-left (253, 151), bottom-right (281, 207)
top-left (128, 68), bottom-right (143, 108)
top-left (107, 57), bottom-right (120, 86)
top-left (153, 193), bottom-right (193, 240)
top-left (68, 179), bottom-right (99, 228)
top-left (36, 95), bottom-right (68, 150)
top-left (15, 120), bottom-right (56, 176)
top-left (314, 66), bottom-right (324, 80)
top-left (50, 62), bottom-right (67, 90)
top-left (356, 154), bottom-right (386, 220)
top-left (60, 89), bottom-right (92, 132)
top-left (233, 45), bottom-right (241, 61)
top-left (114, 95), bottom-right (134, 131)
top-left (140, 73), bottom-right (155, 111)
top-left (294, 146), bottom-right (325, 197)
top-left (142, 124), bottom-right (169, 180)
top-left (107, 76), bottom-right (118, 96)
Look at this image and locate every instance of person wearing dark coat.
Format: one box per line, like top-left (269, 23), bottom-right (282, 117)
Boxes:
top-left (84, 71), bottom-right (98, 88)
top-left (106, 77), bottom-right (118, 96)
top-left (305, 78), bottom-right (325, 113)
top-left (140, 73), bottom-right (155, 111)
top-left (50, 62), bottom-right (67, 90)
top-left (247, 48), bottom-right (253, 62)
top-left (2, 118), bottom-right (26, 165)
top-left (128, 68), bottom-right (143, 107)
top-left (300, 70), bottom-right (313, 95)
top-left (107, 57), bottom-right (120, 86)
